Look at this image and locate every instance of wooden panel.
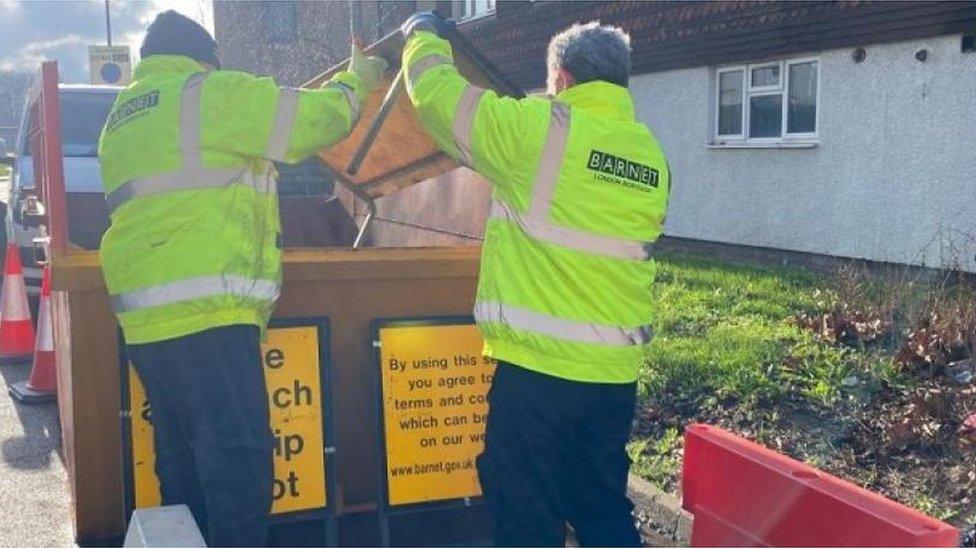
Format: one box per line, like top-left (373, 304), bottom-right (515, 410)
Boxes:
top-left (52, 247), bottom-right (482, 290)
top-left (311, 30), bottom-right (521, 199)
top-left (53, 277), bottom-right (124, 542)
top-left (52, 291), bottom-right (76, 531)
top-left (335, 168), bottom-right (491, 247)
top-left (50, 246), bottom-right (481, 541)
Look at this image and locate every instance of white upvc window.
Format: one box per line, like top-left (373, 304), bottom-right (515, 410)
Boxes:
top-left (460, 0), bottom-right (496, 20)
top-left (713, 57), bottom-right (820, 146)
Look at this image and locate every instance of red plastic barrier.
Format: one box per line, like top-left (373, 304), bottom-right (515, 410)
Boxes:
top-left (682, 423), bottom-right (959, 547)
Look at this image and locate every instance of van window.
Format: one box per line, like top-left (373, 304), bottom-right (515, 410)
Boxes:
top-left (60, 92), bottom-right (116, 157)
top-left (20, 115), bottom-right (34, 155)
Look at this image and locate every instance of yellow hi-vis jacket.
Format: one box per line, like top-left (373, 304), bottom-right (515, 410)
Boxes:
top-left (99, 55), bottom-right (364, 344)
top-left (403, 32), bottom-right (671, 383)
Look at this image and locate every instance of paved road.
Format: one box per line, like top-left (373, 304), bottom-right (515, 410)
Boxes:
top-left (0, 188), bottom-right (75, 546)
top-left (0, 355), bottom-right (74, 546)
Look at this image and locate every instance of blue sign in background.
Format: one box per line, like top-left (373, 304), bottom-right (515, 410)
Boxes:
top-left (100, 62), bottom-right (122, 84)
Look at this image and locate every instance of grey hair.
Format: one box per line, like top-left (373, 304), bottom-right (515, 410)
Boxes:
top-left (547, 21), bottom-right (632, 88)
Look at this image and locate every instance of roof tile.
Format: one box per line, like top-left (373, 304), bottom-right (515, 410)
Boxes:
top-left (459, 0), bottom-right (976, 90)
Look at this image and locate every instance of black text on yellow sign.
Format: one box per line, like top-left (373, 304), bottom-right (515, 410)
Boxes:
top-left (378, 322), bottom-right (497, 506)
top-left (128, 325), bottom-right (328, 515)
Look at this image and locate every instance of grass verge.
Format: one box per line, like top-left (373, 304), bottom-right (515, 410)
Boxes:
top-left (631, 252), bottom-right (975, 530)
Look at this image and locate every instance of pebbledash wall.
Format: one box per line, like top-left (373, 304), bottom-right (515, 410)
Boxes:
top-left (636, 34), bottom-right (976, 272)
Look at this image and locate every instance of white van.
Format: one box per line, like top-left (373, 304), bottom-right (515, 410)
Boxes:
top-left (2, 84), bottom-right (119, 295)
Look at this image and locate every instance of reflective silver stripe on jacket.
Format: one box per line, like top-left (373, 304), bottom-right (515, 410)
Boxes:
top-left (407, 54), bottom-right (451, 90)
top-left (106, 168), bottom-right (245, 212)
top-left (489, 199), bottom-right (655, 261)
top-left (485, 101), bottom-right (657, 260)
top-left (452, 84), bottom-right (486, 167)
top-left (180, 72), bottom-right (207, 169)
top-left (111, 275), bottom-right (280, 313)
top-left (265, 87), bottom-right (300, 162)
top-left (107, 71), bottom-right (274, 213)
top-left (474, 301), bottom-right (653, 346)
top-left (528, 102), bottom-right (571, 218)
top-left (323, 81), bottom-right (361, 129)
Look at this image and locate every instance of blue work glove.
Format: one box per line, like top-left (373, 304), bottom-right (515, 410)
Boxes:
top-left (400, 11), bottom-right (454, 39)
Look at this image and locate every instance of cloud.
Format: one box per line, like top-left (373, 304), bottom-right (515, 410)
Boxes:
top-left (0, 34), bottom-right (89, 77)
top-left (25, 35), bottom-right (88, 53)
top-left (0, 0), bottom-right (213, 83)
top-left (140, 0), bottom-right (214, 30)
top-left (0, 0), bottom-right (23, 18)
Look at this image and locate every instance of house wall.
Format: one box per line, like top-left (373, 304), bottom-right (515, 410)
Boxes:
top-left (633, 34), bottom-right (976, 271)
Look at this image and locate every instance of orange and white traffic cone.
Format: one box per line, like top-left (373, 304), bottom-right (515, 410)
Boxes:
top-left (10, 265), bottom-right (55, 403)
top-left (0, 243), bottom-right (35, 364)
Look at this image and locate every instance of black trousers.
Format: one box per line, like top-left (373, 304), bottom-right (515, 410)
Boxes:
top-left (127, 325), bottom-right (273, 547)
top-left (476, 361), bottom-right (641, 547)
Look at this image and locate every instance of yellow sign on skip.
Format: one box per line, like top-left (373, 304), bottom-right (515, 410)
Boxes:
top-left (127, 323), bottom-right (328, 515)
top-left (377, 321), bottom-right (497, 506)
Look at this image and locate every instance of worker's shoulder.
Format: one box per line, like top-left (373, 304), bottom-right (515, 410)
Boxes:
top-left (490, 92), bottom-right (551, 115)
top-left (204, 69), bottom-right (276, 88)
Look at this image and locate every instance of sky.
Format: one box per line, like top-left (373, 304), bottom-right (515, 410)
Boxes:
top-left (0, 0), bottom-right (214, 83)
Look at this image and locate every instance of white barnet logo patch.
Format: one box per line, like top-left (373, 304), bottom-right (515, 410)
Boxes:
top-left (587, 149), bottom-right (659, 190)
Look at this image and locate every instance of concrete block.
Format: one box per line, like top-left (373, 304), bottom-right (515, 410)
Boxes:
top-left (123, 505), bottom-right (206, 547)
top-left (628, 473), bottom-right (693, 546)
top-left (674, 505), bottom-right (694, 545)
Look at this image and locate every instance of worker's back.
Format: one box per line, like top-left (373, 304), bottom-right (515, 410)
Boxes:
top-left (98, 55), bottom-right (282, 345)
top-left (533, 81), bottom-right (667, 247)
top-left (473, 81), bottom-right (671, 384)
top-left (98, 53), bottom-right (364, 346)
top-left (403, 30), bottom-right (671, 384)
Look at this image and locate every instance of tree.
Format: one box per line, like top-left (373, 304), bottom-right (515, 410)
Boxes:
top-left (0, 71), bottom-right (32, 129)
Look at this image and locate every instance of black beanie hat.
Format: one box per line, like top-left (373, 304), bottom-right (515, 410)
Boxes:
top-left (140, 10), bottom-right (220, 68)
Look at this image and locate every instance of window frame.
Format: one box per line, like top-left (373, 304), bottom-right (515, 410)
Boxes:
top-left (459, 0), bottom-right (496, 21)
top-left (715, 65), bottom-right (746, 141)
top-left (712, 56), bottom-right (820, 146)
top-left (746, 91), bottom-right (785, 145)
top-left (748, 61), bottom-right (783, 93)
top-left (782, 57), bottom-right (820, 140)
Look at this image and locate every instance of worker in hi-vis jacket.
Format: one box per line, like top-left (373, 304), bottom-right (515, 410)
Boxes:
top-left (401, 12), bottom-right (671, 547)
top-left (98, 11), bottom-right (387, 546)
